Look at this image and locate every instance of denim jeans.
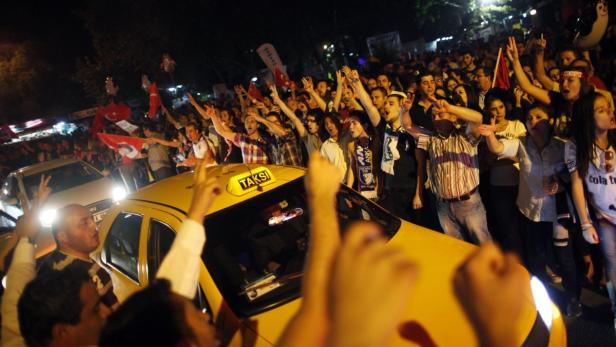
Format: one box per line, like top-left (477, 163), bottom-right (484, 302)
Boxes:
top-left (436, 192), bottom-right (492, 245)
top-left (598, 220), bottom-right (616, 315)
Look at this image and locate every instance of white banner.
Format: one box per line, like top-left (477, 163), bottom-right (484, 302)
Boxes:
top-left (256, 43), bottom-right (286, 75)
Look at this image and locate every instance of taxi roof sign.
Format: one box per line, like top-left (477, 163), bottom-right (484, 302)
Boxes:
top-left (227, 166), bottom-right (277, 196)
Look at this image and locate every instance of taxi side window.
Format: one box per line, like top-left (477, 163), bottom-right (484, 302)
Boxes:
top-left (104, 212), bottom-right (143, 282)
top-left (146, 220), bottom-right (213, 316)
top-left (147, 219), bottom-right (176, 283)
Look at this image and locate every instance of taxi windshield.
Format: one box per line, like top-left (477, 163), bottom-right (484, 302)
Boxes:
top-left (23, 162), bottom-right (103, 199)
top-left (202, 177), bottom-right (401, 318)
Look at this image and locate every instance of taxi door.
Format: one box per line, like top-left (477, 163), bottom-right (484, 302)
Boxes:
top-left (143, 205), bottom-right (268, 346)
top-left (97, 203), bottom-right (151, 302)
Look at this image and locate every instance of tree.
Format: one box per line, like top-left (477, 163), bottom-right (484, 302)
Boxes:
top-left (0, 43), bottom-right (41, 122)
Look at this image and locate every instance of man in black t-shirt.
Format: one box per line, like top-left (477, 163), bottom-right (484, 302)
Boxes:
top-left (38, 204), bottom-right (119, 311)
top-left (410, 71), bottom-right (437, 132)
top-left (347, 66), bottom-right (423, 221)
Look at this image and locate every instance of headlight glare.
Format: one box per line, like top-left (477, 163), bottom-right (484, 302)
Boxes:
top-left (39, 208), bottom-right (57, 228)
top-left (112, 186), bottom-right (127, 202)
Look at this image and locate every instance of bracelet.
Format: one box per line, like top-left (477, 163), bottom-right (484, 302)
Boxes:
top-left (581, 222), bottom-right (594, 230)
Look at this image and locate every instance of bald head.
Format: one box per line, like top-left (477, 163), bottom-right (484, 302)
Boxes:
top-left (52, 204), bottom-right (100, 258)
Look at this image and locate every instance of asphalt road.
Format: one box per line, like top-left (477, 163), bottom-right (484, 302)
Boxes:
top-left (551, 284), bottom-right (616, 346)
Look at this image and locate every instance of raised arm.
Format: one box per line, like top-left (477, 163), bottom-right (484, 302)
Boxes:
top-left (345, 67), bottom-right (381, 127)
top-left (207, 105), bottom-right (236, 142)
top-left (332, 71), bottom-right (344, 112)
top-left (534, 35), bottom-right (558, 91)
top-left (506, 36), bottom-right (551, 105)
top-left (161, 104), bottom-right (182, 129)
top-left (477, 118), bottom-right (505, 154)
top-left (270, 85), bottom-right (308, 138)
top-left (253, 112), bottom-right (288, 137)
top-left (187, 93), bottom-right (211, 120)
top-left (434, 99), bottom-right (483, 124)
top-left (234, 85), bottom-right (248, 114)
top-left (303, 77), bottom-right (327, 112)
top-left (146, 136), bottom-right (181, 148)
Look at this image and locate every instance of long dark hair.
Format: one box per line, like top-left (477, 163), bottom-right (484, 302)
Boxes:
top-left (571, 91), bottom-right (616, 178)
top-left (321, 112), bottom-right (343, 143)
top-left (453, 84), bottom-right (480, 111)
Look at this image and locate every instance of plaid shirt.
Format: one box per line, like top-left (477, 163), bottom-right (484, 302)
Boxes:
top-left (272, 131), bottom-right (302, 166)
top-left (233, 133), bottom-right (269, 164)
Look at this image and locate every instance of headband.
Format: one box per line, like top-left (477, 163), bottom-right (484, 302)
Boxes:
top-left (562, 70), bottom-right (586, 80)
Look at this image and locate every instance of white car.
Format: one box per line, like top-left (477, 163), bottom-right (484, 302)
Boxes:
top-left (0, 158), bottom-right (127, 228)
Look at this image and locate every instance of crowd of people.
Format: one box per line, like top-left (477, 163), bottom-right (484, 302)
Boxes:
top-left (0, 20), bottom-right (616, 346)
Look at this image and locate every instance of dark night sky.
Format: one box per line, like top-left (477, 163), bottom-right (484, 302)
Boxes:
top-left (0, 0), bottom-right (460, 122)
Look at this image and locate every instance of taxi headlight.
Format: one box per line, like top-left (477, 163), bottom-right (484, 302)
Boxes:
top-left (112, 186), bottom-right (127, 202)
top-left (530, 276), bottom-right (553, 330)
top-left (39, 208), bottom-right (57, 228)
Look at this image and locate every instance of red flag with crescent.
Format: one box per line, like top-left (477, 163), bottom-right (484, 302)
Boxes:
top-left (97, 133), bottom-right (145, 164)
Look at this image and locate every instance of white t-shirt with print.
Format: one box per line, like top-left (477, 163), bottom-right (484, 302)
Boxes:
top-left (565, 140), bottom-right (616, 223)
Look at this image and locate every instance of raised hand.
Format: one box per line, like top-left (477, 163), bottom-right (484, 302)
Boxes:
top-left (186, 92), bottom-right (198, 106)
top-left (34, 174), bottom-right (52, 208)
top-left (18, 175), bottom-right (52, 238)
top-left (348, 69), bottom-right (360, 84)
top-left (305, 153), bottom-right (341, 201)
top-left (537, 33), bottom-right (547, 51)
top-left (506, 36), bottom-right (520, 63)
top-left (187, 160), bottom-right (222, 223)
top-left (329, 222), bottom-right (418, 347)
top-left (269, 84), bottom-right (280, 101)
top-left (453, 243), bottom-right (529, 347)
top-left (477, 117), bottom-right (497, 137)
top-left (204, 104), bottom-right (217, 119)
top-left (301, 77), bottom-right (314, 92)
top-left (432, 99), bottom-right (451, 114)
top-left (336, 70), bottom-right (344, 86)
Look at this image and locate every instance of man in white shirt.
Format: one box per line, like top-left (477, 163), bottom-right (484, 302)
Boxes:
top-left (11, 161), bottom-right (222, 347)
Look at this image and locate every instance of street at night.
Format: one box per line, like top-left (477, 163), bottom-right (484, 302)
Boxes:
top-left (0, 1), bottom-right (615, 346)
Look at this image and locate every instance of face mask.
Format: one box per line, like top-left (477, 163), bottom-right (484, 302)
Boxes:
top-left (434, 119), bottom-right (455, 136)
top-left (527, 119), bottom-right (551, 135)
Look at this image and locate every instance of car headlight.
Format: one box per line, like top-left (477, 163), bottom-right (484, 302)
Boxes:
top-left (530, 276), bottom-right (553, 330)
top-left (112, 186), bottom-right (127, 202)
top-left (39, 208), bottom-right (57, 228)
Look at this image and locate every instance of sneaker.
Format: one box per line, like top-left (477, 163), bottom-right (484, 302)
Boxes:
top-left (566, 299), bottom-right (582, 318)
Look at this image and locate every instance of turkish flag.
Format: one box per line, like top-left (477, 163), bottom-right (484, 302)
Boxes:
top-left (247, 82), bottom-right (263, 101)
top-left (492, 48), bottom-right (510, 90)
top-left (97, 133), bottom-right (145, 163)
top-left (90, 102), bottom-right (131, 137)
top-left (274, 67), bottom-right (290, 88)
top-left (147, 83), bottom-right (161, 119)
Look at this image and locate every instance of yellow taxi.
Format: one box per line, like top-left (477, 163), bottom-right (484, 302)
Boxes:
top-left (93, 164), bottom-right (566, 346)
